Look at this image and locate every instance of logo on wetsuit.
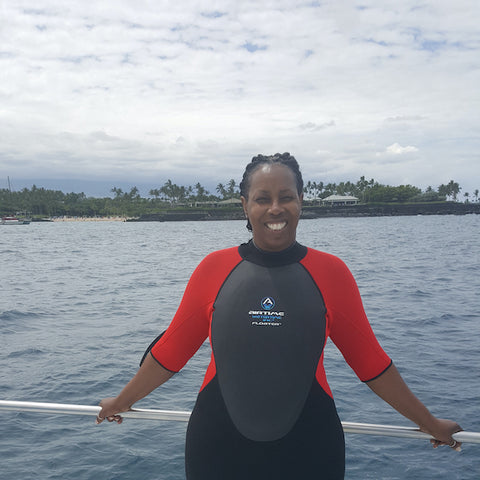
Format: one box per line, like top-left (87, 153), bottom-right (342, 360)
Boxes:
top-left (261, 297), bottom-right (275, 310)
top-left (248, 297), bottom-right (285, 327)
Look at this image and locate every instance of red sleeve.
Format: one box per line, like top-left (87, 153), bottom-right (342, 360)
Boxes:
top-left (150, 247), bottom-right (242, 372)
top-left (301, 249), bottom-right (391, 382)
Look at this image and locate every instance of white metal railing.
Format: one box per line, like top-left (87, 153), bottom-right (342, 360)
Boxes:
top-left (1, 400), bottom-right (479, 444)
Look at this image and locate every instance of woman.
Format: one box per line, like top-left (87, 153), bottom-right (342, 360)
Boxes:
top-left (97, 153), bottom-right (461, 479)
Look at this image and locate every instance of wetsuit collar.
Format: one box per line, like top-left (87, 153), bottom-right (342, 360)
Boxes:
top-left (238, 239), bottom-right (308, 267)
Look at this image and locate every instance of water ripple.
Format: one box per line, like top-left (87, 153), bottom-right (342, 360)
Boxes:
top-left (0, 217), bottom-right (478, 480)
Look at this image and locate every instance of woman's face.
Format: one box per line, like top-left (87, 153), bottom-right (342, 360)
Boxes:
top-left (241, 163), bottom-right (303, 252)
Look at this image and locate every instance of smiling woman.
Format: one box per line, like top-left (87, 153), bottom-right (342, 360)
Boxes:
top-left (97, 153), bottom-right (462, 480)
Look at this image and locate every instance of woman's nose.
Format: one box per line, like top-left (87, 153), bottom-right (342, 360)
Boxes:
top-left (268, 199), bottom-right (283, 214)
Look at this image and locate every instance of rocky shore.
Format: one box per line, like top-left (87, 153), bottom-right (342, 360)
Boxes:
top-left (127, 202), bottom-right (480, 222)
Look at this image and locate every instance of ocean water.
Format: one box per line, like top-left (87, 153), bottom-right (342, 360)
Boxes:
top-left (0, 215), bottom-right (479, 480)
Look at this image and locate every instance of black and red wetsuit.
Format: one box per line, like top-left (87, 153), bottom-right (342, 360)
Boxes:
top-left (150, 240), bottom-right (392, 479)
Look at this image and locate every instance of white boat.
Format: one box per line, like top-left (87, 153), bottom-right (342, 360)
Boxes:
top-left (1, 215), bottom-right (31, 225)
top-left (2, 177), bottom-right (31, 224)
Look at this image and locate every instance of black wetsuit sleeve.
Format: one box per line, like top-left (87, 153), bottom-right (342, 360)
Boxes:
top-left (139, 331), bottom-right (166, 366)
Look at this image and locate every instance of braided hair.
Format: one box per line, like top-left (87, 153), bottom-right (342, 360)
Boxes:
top-left (240, 152), bottom-right (304, 231)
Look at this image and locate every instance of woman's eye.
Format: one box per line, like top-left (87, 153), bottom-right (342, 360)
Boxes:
top-left (256, 198), bottom-right (269, 204)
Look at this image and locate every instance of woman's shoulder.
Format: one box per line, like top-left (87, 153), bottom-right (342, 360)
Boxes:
top-left (193, 245), bottom-right (243, 273)
top-left (185, 246), bottom-right (243, 291)
top-left (301, 247), bottom-right (360, 293)
top-left (302, 246), bottom-right (352, 274)
top-left (303, 245), bottom-right (345, 263)
top-left (202, 245), bottom-right (242, 262)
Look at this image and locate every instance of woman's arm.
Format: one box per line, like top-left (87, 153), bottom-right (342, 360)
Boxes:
top-left (366, 363), bottom-right (462, 450)
top-left (96, 353), bottom-right (175, 424)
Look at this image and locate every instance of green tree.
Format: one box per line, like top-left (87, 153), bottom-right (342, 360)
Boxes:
top-left (448, 180), bottom-right (461, 201)
top-left (216, 183), bottom-right (227, 199)
top-left (367, 184), bottom-right (421, 203)
top-left (193, 182), bottom-right (209, 202)
top-left (439, 180), bottom-right (461, 202)
top-left (127, 186), bottom-right (140, 201)
top-left (226, 179), bottom-right (238, 198)
top-left (160, 180), bottom-right (189, 204)
top-left (323, 182), bottom-right (337, 198)
top-left (355, 176), bottom-right (377, 203)
top-left (149, 188), bottom-right (161, 201)
top-left (111, 187), bottom-right (124, 198)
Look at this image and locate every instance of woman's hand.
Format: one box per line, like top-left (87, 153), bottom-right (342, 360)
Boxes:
top-left (366, 364), bottom-right (463, 452)
top-left (96, 397), bottom-right (130, 425)
top-left (95, 353), bottom-right (175, 426)
top-left (421, 418), bottom-right (463, 451)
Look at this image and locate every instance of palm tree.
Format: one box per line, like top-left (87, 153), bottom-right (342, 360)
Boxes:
top-left (227, 179), bottom-right (237, 198)
top-left (128, 186), bottom-right (140, 201)
top-left (323, 182), bottom-right (337, 198)
top-left (149, 188), bottom-right (161, 201)
top-left (447, 180), bottom-right (461, 202)
top-left (111, 187), bottom-right (123, 198)
top-left (194, 183), bottom-right (208, 201)
top-left (314, 181), bottom-right (325, 199)
top-left (216, 183), bottom-right (227, 199)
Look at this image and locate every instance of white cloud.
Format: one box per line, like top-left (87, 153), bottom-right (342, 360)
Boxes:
top-left (0, 0), bottom-right (479, 194)
top-left (385, 143), bottom-right (419, 155)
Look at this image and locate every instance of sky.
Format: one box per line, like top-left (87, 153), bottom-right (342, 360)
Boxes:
top-left (1, 0), bottom-right (479, 197)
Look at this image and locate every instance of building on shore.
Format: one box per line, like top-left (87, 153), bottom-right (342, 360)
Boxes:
top-left (322, 195), bottom-right (359, 206)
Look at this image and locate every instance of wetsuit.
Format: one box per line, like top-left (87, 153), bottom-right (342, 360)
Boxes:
top-left (150, 241), bottom-right (392, 479)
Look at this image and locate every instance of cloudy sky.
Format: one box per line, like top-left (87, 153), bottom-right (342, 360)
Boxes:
top-left (1, 1), bottom-right (479, 197)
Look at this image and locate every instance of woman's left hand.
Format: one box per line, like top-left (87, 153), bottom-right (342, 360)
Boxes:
top-left (421, 418), bottom-right (463, 451)
top-left (96, 397), bottom-right (130, 425)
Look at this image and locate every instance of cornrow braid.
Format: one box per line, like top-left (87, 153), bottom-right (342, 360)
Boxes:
top-left (240, 152), bottom-right (304, 231)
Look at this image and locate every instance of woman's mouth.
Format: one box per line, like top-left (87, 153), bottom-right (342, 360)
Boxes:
top-left (266, 221), bottom-right (287, 231)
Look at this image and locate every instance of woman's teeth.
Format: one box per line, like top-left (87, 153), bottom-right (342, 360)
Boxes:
top-left (266, 222), bottom-right (287, 231)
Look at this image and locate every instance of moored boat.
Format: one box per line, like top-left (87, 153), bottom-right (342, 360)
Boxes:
top-left (1, 215), bottom-right (31, 225)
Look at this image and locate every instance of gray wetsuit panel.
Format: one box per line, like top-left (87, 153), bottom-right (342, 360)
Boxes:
top-left (211, 260), bottom-right (326, 441)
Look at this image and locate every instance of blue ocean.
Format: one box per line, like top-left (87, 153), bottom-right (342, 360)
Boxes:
top-left (1, 215), bottom-right (479, 479)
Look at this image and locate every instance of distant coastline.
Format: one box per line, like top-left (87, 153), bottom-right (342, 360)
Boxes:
top-left (28, 202), bottom-right (480, 223)
top-left (128, 202), bottom-right (480, 222)
top-left (32, 216), bottom-right (129, 222)
top-left (51, 216), bottom-right (128, 222)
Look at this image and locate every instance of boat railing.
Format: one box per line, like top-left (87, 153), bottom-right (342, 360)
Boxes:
top-left (1, 400), bottom-right (479, 444)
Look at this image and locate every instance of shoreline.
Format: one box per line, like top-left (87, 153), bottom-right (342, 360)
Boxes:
top-left (27, 203), bottom-right (480, 223)
top-left (48, 216), bottom-right (129, 222)
top-left (128, 202), bottom-right (480, 222)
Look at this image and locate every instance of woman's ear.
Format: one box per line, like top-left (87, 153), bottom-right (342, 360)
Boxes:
top-left (241, 196), bottom-right (248, 217)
